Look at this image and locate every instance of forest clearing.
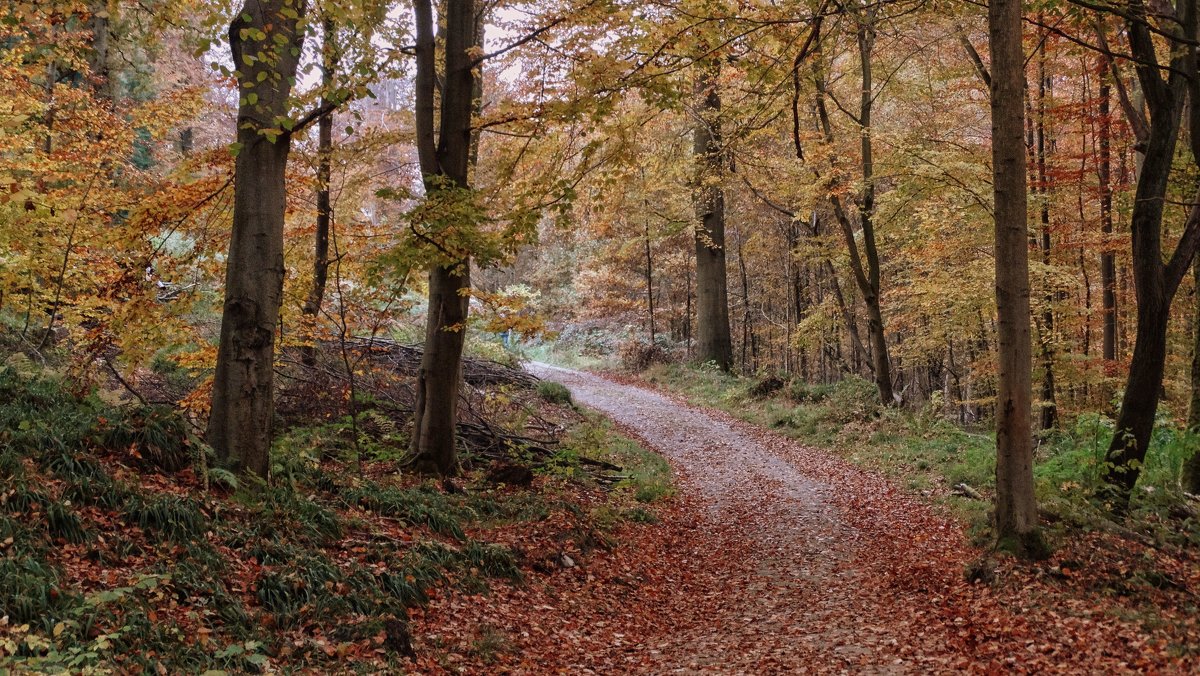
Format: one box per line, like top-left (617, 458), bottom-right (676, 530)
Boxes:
top-left (4, 0), bottom-right (1200, 672)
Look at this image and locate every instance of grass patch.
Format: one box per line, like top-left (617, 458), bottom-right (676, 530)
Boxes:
top-left (343, 483), bottom-right (468, 540)
top-left (123, 494), bottom-right (207, 543)
top-left (536, 380), bottom-right (573, 406)
top-left (558, 415), bottom-right (674, 503)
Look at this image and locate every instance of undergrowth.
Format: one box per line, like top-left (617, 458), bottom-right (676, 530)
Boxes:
top-left (0, 366), bottom-right (668, 672)
top-left (642, 363), bottom-right (1200, 548)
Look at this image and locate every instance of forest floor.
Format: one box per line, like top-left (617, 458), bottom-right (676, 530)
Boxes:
top-left (3, 354), bottom-right (1197, 673)
top-left (526, 362), bottom-right (1199, 673)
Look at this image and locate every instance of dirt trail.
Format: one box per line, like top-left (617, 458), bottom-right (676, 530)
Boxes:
top-left (528, 363), bottom-right (940, 673)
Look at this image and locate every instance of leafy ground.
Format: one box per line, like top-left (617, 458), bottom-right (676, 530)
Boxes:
top-left (532, 362), bottom-right (1199, 672)
top-left (4, 359), bottom-right (1199, 672)
top-left (0, 365), bottom-right (676, 673)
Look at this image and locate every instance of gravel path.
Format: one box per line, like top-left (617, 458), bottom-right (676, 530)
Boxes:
top-left (527, 363), bottom-right (931, 673)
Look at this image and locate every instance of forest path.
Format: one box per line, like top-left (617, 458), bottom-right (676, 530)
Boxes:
top-left (526, 363), bottom-right (970, 674)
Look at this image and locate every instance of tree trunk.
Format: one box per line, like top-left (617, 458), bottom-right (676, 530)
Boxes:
top-left (814, 10), bottom-right (894, 405)
top-left (1099, 55), bottom-right (1118, 364)
top-left (411, 263), bottom-right (470, 476)
top-left (301, 17), bottom-right (338, 366)
top-left (1106, 295), bottom-right (1171, 499)
top-left (735, 218), bottom-right (754, 373)
top-left (1186, 257), bottom-right (1200, 492)
top-left (87, 0), bottom-right (114, 100)
top-left (693, 60), bottom-right (733, 371)
top-left (207, 0), bottom-right (306, 479)
top-left (1102, 2), bottom-right (1200, 510)
top-left (989, 0), bottom-right (1043, 556)
top-left (409, 0), bottom-right (479, 476)
top-left (685, 246), bottom-right (693, 357)
top-left (644, 214), bottom-right (656, 344)
top-left (1034, 41), bottom-right (1058, 430)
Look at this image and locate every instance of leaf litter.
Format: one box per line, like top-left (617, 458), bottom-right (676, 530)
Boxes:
top-left (473, 363), bottom-right (1199, 674)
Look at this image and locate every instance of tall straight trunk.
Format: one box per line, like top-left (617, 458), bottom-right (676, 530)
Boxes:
top-left (411, 263), bottom-right (470, 475)
top-left (1034, 42), bottom-right (1058, 430)
top-left (989, 0), bottom-right (1042, 555)
top-left (685, 246), bottom-right (693, 357)
top-left (301, 17), bottom-right (338, 365)
top-left (207, 0), bottom-right (306, 479)
top-left (644, 215), bottom-right (656, 344)
top-left (409, 0), bottom-right (479, 476)
top-left (1103, 1), bottom-right (1200, 509)
top-left (1099, 56), bottom-right (1118, 364)
top-left (855, 17), bottom-right (893, 404)
top-left (735, 219), bottom-right (754, 372)
top-left (693, 60), bottom-right (733, 371)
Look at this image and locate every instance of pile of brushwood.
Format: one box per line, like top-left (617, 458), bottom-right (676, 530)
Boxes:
top-left (273, 338), bottom-right (623, 481)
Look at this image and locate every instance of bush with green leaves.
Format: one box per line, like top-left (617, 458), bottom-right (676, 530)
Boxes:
top-left (536, 380), bottom-right (572, 406)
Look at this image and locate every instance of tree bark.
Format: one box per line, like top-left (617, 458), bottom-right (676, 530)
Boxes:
top-left (989, 0), bottom-right (1043, 555)
top-left (693, 60), bottom-right (734, 371)
top-left (411, 263), bottom-right (471, 476)
top-left (301, 17), bottom-right (338, 366)
top-left (1034, 40), bottom-right (1058, 430)
top-left (644, 214), bottom-right (656, 344)
top-left (409, 0), bottom-right (479, 476)
top-left (1186, 257), bottom-right (1200, 492)
top-left (87, 0), bottom-right (114, 100)
top-left (1103, 0), bottom-right (1200, 509)
top-left (1099, 55), bottom-right (1118, 364)
top-left (207, 0), bottom-right (306, 479)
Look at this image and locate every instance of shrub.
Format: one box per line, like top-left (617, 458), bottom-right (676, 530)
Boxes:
top-left (98, 405), bottom-right (193, 473)
top-left (536, 380), bottom-right (572, 406)
top-left (748, 374), bottom-right (786, 398)
top-left (617, 338), bottom-right (671, 372)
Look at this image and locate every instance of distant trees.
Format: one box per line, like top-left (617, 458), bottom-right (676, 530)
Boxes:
top-left (14, 0), bottom-right (1200, 516)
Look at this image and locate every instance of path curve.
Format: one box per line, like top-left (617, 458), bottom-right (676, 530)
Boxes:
top-left (528, 363), bottom-right (940, 673)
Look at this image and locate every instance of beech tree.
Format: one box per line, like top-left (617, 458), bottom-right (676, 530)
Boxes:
top-left (408, 0), bottom-right (479, 476)
top-left (300, 15), bottom-right (339, 366)
top-left (989, 0), bottom-right (1042, 554)
top-left (206, 0), bottom-right (309, 478)
top-left (692, 59), bottom-right (733, 371)
top-left (1099, 0), bottom-right (1200, 509)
